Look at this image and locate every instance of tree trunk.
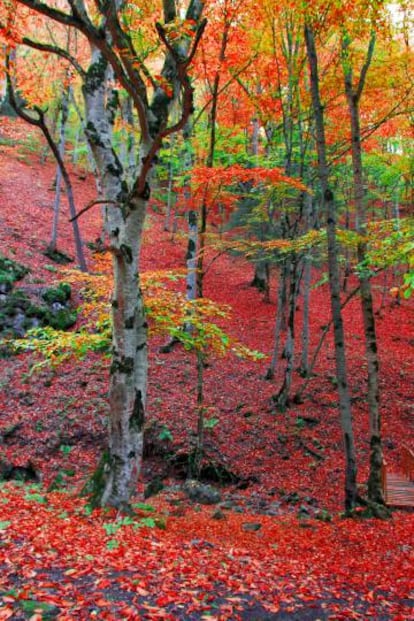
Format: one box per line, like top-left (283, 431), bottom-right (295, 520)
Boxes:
top-left (82, 47), bottom-right (149, 507)
top-left (15, 0), bottom-right (206, 509)
top-left (273, 257), bottom-right (298, 410)
top-left (342, 32), bottom-right (384, 505)
top-left (183, 122), bottom-right (197, 306)
top-left (101, 201), bottom-right (147, 507)
top-left (300, 193), bottom-right (313, 376)
top-left (190, 349), bottom-right (205, 479)
top-left (305, 23), bottom-right (358, 513)
top-left (49, 87), bottom-right (69, 253)
top-left (164, 134), bottom-right (176, 232)
top-left (69, 88), bottom-right (102, 194)
top-left (6, 57), bottom-right (87, 273)
top-left (266, 259), bottom-right (288, 380)
top-left (196, 15), bottom-right (230, 298)
top-left (251, 260), bottom-right (270, 301)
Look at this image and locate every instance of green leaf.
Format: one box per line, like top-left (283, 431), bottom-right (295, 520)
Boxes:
top-left (20, 599), bottom-right (58, 615)
top-left (158, 425), bottom-right (173, 442)
top-left (204, 417), bottom-right (219, 429)
top-left (58, 511), bottom-right (69, 519)
top-left (132, 502), bottom-right (155, 512)
top-left (103, 522), bottom-right (120, 536)
top-left (0, 520), bottom-right (11, 530)
top-left (106, 539), bottom-right (120, 550)
top-left (136, 517), bottom-right (156, 529)
top-left (24, 493), bottom-right (47, 504)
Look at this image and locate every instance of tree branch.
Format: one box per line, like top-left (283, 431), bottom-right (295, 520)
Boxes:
top-left (356, 31), bottom-right (376, 102)
top-left (13, 0), bottom-right (80, 28)
top-left (21, 37), bottom-right (86, 77)
top-left (133, 18), bottom-right (207, 197)
top-left (69, 199), bottom-right (118, 222)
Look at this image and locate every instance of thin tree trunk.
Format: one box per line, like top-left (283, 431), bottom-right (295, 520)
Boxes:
top-left (300, 193), bottom-right (313, 376)
top-left (49, 87), bottom-right (69, 253)
top-left (305, 23), bottom-right (358, 513)
top-left (251, 260), bottom-right (270, 301)
top-left (187, 209), bottom-right (198, 303)
top-left (6, 57), bottom-right (87, 272)
top-left (273, 257), bottom-right (298, 409)
top-left (196, 15), bottom-right (230, 298)
top-left (190, 349), bottom-right (205, 479)
top-left (266, 259), bottom-right (288, 380)
top-left (164, 134), bottom-right (176, 232)
top-left (295, 284), bottom-right (361, 403)
top-left (69, 88), bottom-right (102, 194)
top-left (342, 31), bottom-right (384, 506)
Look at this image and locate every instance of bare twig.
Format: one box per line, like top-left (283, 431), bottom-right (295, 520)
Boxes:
top-left (69, 199), bottom-right (118, 222)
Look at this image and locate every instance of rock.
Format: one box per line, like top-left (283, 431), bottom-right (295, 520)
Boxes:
top-left (211, 509), bottom-right (226, 520)
top-left (0, 276), bottom-right (76, 337)
top-left (144, 476), bottom-right (164, 499)
top-left (220, 500), bottom-right (235, 510)
top-left (12, 311), bottom-right (26, 336)
top-left (0, 460), bottom-right (40, 482)
top-left (297, 504), bottom-right (311, 518)
top-left (41, 282), bottom-right (72, 305)
top-left (183, 479), bottom-right (221, 505)
top-left (242, 522), bottom-right (262, 532)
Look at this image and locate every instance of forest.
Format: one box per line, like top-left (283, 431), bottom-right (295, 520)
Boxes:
top-left (0, 0), bottom-right (413, 618)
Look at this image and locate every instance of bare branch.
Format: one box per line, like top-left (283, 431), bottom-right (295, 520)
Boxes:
top-left (22, 37), bottom-right (86, 77)
top-left (69, 199), bottom-right (118, 222)
top-left (133, 18), bottom-right (207, 197)
top-left (13, 0), bottom-right (80, 28)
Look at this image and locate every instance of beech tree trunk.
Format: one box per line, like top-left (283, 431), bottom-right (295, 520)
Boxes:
top-left (6, 55), bottom-right (87, 273)
top-left (251, 260), bottom-right (270, 300)
top-left (266, 259), bottom-right (288, 380)
top-left (164, 134), bottom-right (177, 232)
top-left (49, 85), bottom-right (69, 254)
top-left (274, 257), bottom-right (299, 410)
top-left (342, 32), bottom-right (385, 506)
top-left (300, 194), bottom-right (313, 376)
top-left (305, 23), bottom-right (358, 513)
top-left (80, 47), bottom-right (147, 506)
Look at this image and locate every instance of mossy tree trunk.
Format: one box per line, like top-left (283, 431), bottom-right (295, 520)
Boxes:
top-left (16, 0), bottom-right (206, 508)
top-left (81, 46), bottom-right (149, 507)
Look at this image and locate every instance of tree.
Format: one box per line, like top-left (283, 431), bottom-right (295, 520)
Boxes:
top-left (304, 20), bottom-right (358, 514)
top-left (6, 0), bottom-right (206, 508)
top-left (341, 24), bottom-right (385, 507)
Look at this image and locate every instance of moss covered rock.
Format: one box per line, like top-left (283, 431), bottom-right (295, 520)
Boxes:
top-left (0, 254), bottom-right (30, 284)
top-left (42, 282), bottom-right (72, 304)
top-left (45, 308), bottom-right (77, 330)
top-left (0, 278), bottom-right (76, 337)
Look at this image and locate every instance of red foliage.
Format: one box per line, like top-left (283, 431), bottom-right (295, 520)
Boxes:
top-left (0, 118), bottom-right (413, 619)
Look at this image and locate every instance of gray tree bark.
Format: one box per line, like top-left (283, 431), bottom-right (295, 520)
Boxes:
top-left (49, 85), bottom-right (70, 254)
top-left (16, 0), bottom-right (206, 508)
top-left (342, 31), bottom-right (385, 507)
top-left (305, 22), bottom-right (358, 513)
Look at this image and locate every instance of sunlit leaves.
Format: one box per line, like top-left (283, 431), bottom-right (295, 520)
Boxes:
top-left (10, 256), bottom-right (264, 370)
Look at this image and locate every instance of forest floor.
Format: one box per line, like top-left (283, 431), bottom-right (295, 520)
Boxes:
top-left (0, 118), bottom-right (413, 620)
